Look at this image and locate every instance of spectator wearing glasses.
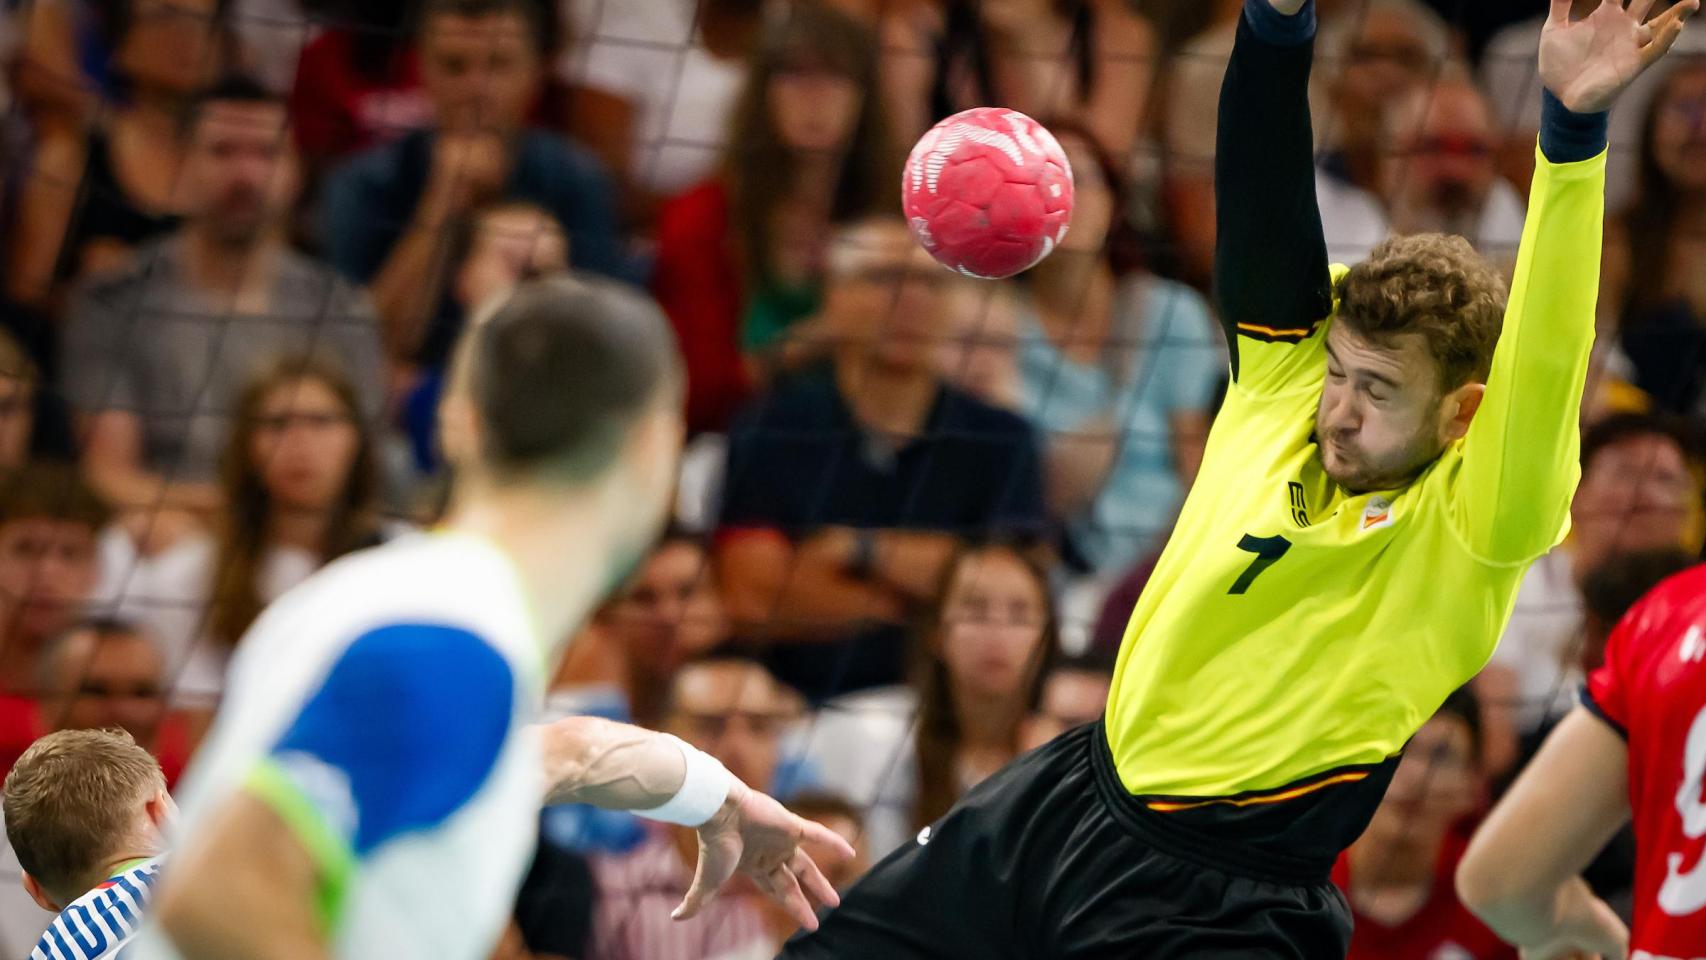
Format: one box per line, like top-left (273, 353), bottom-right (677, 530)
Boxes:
top-left (716, 218), bottom-right (1047, 703)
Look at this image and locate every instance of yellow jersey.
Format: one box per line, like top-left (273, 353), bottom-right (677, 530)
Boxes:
top-left (1105, 147), bottom-right (1606, 864)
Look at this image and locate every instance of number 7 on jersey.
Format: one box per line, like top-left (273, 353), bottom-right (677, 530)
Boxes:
top-left (1229, 534), bottom-right (1292, 595)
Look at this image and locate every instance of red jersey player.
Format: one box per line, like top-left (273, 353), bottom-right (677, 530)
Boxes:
top-left (1460, 563), bottom-right (1706, 959)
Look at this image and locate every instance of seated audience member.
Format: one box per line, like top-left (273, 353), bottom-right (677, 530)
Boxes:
top-left (6, 0), bottom-right (228, 307)
top-left (321, 0), bottom-right (627, 367)
top-left (1022, 647), bottom-right (1116, 750)
top-left (651, 1), bottom-right (898, 432)
top-left (1161, 0), bottom-right (1248, 287)
top-left (0, 464), bottom-right (107, 699)
top-left (879, 0), bottom-right (1155, 160)
top-left (587, 656), bottom-right (804, 960)
top-left (1479, 413), bottom-right (1706, 774)
top-left (1014, 128), bottom-right (1219, 578)
top-left (561, 0), bottom-right (761, 222)
top-left (1355, 68), bottom-right (1526, 272)
top-left (2, 729), bottom-right (172, 958)
top-left (1603, 59), bottom-right (1706, 414)
top-left (1332, 688), bottom-right (1513, 960)
top-left (287, 0), bottom-right (435, 168)
top-left (806, 542), bottom-right (1054, 858)
top-left (716, 218), bottom-right (1047, 702)
top-left (1480, 1), bottom-right (1706, 210)
top-left (509, 824), bottom-right (597, 960)
top-left (63, 77), bottom-right (383, 556)
top-left (103, 353), bottom-right (390, 710)
top-left (744, 792), bottom-right (868, 959)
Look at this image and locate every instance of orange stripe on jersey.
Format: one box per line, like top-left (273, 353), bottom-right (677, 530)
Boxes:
top-left (1236, 322), bottom-right (1315, 338)
top-left (1144, 770), bottom-right (1370, 813)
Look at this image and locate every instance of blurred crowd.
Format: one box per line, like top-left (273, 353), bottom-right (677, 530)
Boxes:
top-left (0, 0), bottom-right (1701, 956)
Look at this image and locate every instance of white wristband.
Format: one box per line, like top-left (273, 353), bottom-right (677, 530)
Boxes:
top-left (634, 735), bottom-right (733, 827)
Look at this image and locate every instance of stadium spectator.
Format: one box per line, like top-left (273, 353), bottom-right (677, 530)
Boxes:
top-left (63, 76), bottom-right (383, 557)
top-left (805, 542), bottom-right (1054, 858)
top-left (102, 353), bottom-right (389, 711)
top-left (552, 531), bottom-right (729, 729)
top-left (1022, 647), bottom-right (1115, 750)
top-left (1360, 69), bottom-right (1527, 272)
top-left (1, 729), bottom-right (171, 957)
top-left (0, 329), bottom-right (40, 472)
top-left (1014, 128), bottom-right (1219, 577)
top-left (587, 656), bottom-right (803, 960)
top-left (1479, 413), bottom-right (1706, 774)
top-left (559, 0), bottom-right (761, 223)
top-left (1331, 689), bottom-right (1514, 960)
top-left (716, 217), bottom-right (1048, 702)
top-left (0, 464), bottom-right (107, 699)
top-left (287, 0), bottom-right (434, 168)
top-left (879, 0), bottom-right (1156, 160)
top-left (322, 0), bottom-right (627, 366)
top-left (6, 0), bottom-right (230, 308)
top-left (1159, 0), bottom-right (1244, 287)
top-left (1603, 58), bottom-right (1706, 414)
top-left (747, 792), bottom-right (868, 958)
top-left (1480, 0), bottom-right (1706, 210)
top-left (651, 1), bottom-right (899, 432)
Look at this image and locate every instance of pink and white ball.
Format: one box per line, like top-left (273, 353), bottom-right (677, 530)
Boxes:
top-left (901, 108), bottom-right (1075, 280)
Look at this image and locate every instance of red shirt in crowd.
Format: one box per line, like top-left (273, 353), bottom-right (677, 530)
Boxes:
top-left (289, 31), bottom-right (435, 163)
top-left (0, 694), bottom-right (191, 788)
top-left (1333, 834), bottom-right (1516, 960)
top-left (651, 179), bottom-right (751, 433)
top-left (1586, 563), bottom-right (1706, 957)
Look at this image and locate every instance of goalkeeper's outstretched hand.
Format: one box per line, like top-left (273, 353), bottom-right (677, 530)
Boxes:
top-left (1542, 0), bottom-right (1700, 114)
top-left (674, 780), bottom-right (856, 932)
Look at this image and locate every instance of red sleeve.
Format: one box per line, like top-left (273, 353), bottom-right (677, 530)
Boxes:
top-left (651, 180), bottom-right (750, 432)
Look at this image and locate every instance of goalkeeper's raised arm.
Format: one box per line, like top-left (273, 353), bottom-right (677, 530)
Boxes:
top-left (1213, 0), bottom-right (1335, 395)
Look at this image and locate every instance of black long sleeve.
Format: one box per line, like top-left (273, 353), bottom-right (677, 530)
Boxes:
top-left (1212, 9), bottom-right (1334, 381)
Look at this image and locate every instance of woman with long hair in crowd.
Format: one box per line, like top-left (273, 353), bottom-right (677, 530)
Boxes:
top-left (1603, 57), bottom-right (1706, 414)
top-left (106, 352), bottom-right (389, 713)
top-left (650, 0), bottom-right (899, 432)
top-left (881, 0), bottom-right (1155, 159)
top-left (806, 540), bottom-right (1055, 858)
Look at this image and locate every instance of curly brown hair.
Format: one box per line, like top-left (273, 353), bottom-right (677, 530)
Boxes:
top-left (1334, 233), bottom-right (1507, 393)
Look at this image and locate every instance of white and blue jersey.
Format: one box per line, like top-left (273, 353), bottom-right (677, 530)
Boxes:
top-left (32, 857), bottom-right (161, 960)
top-left (130, 532), bottom-right (546, 959)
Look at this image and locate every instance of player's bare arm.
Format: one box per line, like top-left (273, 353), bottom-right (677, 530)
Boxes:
top-left (539, 715), bottom-right (854, 931)
top-left (1457, 709), bottom-right (1632, 958)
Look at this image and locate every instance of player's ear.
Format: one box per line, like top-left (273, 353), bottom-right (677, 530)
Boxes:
top-left (145, 787), bottom-right (177, 833)
top-left (21, 871), bottom-right (59, 912)
top-left (1440, 381), bottom-right (1486, 442)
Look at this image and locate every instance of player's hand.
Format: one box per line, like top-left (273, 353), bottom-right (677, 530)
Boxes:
top-left (1540, 0), bottom-right (1699, 113)
top-left (674, 780), bottom-right (856, 931)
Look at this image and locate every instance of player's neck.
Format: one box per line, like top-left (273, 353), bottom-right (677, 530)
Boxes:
top-left (443, 487), bottom-right (621, 649)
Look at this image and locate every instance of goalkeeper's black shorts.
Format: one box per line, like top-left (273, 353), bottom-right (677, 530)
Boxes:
top-left (777, 721), bottom-right (1353, 960)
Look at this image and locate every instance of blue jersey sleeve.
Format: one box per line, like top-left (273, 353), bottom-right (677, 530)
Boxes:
top-left (255, 623), bottom-right (517, 861)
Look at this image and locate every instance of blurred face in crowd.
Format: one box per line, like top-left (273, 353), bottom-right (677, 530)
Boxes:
top-left (606, 539), bottom-right (728, 681)
top-left (180, 100), bottom-right (300, 247)
top-left (1650, 63), bottom-right (1706, 194)
top-left (1365, 712), bottom-right (1478, 842)
top-left (827, 221), bottom-right (954, 376)
top-left (44, 629), bottom-right (165, 739)
top-left (1572, 433), bottom-right (1705, 567)
top-left (0, 372), bottom-right (36, 473)
top-left (1055, 134), bottom-right (1113, 256)
top-left (1025, 667), bottom-right (1111, 749)
top-left (0, 518), bottom-right (98, 643)
top-left (1318, 325), bottom-right (1470, 492)
top-left (455, 206), bottom-right (569, 310)
top-left (935, 548), bottom-right (1050, 705)
top-left (116, 0), bottom-right (224, 96)
top-left (768, 55), bottom-right (863, 154)
top-left (1330, 8), bottom-right (1438, 120)
top-left (1383, 81), bottom-right (1499, 236)
top-left (665, 661), bottom-right (799, 790)
top-left (250, 376), bottom-right (362, 513)
top-left (420, 10), bottom-right (541, 134)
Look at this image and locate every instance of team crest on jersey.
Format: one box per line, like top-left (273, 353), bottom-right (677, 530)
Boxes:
top-left (1361, 496), bottom-right (1394, 532)
top-left (1288, 482), bottom-right (1310, 527)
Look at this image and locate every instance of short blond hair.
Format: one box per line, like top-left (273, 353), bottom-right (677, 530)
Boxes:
top-left (3, 729), bottom-right (165, 901)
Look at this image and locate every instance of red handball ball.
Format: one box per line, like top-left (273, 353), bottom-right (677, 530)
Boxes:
top-left (902, 107), bottom-right (1074, 280)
